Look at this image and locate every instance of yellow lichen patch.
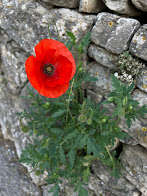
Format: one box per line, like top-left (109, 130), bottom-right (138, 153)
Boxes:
top-left (108, 22), bottom-right (113, 27)
top-left (134, 39), bottom-right (137, 43)
top-left (95, 72), bottom-right (98, 76)
top-left (142, 37), bottom-right (146, 41)
top-left (143, 84), bottom-right (147, 89)
top-left (143, 136), bottom-right (147, 143)
top-left (142, 127), bottom-right (147, 132)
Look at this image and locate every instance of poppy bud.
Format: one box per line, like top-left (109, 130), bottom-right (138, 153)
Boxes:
top-left (79, 67), bottom-right (83, 72)
top-left (101, 119), bottom-right (107, 123)
top-left (79, 114), bottom-right (87, 123)
top-left (87, 118), bottom-right (92, 125)
top-left (21, 125), bottom-right (29, 133)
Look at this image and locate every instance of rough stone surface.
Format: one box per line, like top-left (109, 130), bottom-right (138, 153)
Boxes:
top-left (79, 0), bottom-right (106, 13)
top-left (120, 144), bottom-right (147, 196)
top-left (0, 81), bottom-right (47, 185)
top-left (41, 0), bottom-right (80, 8)
top-left (91, 12), bottom-right (140, 54)
top-left (119, 117), bottom-right (147, 148)
top-left (92, 160), bottom-right (140, 196)
top-left (131, 0), bottom-right (147, 12)
top-left (129, 25), bottom-right (147, 61)
top-left (0, 31), bottom-right (28, 95)
top-left (0, 0), bottom-right (95, 53)
top-left (88, 43), bottom-right (117, 69)
top-left (0, 137), bottom-right (42, 196)
top-left (102, 0), bottom-right (142, 16)
top-left (87, 89), bottom-right (104, 104)
top-left (136, 69), bottom-right (147, 93)
top-left (87, 61), bottom-right (112, 96)
top-left (132, 89), bottom-right (147, 108)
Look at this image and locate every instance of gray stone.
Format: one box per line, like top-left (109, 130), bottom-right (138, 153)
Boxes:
top-left (0, 32), bottom-right (29, 95)
top-left (87, 89), bottom-right (104, 104)
top-left (119, 117), bottom-right (147, 149)
top-left (120, 136), bottom-right (139, 145)
top-left (131, 0), bottom-right (147, 12)
top-left (0, 81), bottom-right (48, 185)
top-left (79, 0), bottom-right (106, 13)
top-left (0, 137), bottom-right (42, 196)
top-left (120, 144), bottom-right (147, 195)
top-left (91, 12), bottom-right (140, 54)
top-left (136, 69), bottom-right (147, 93)
top-left (91, 160), bottom-right (140, 196)
top-left (0, 0), bottom-right (95, 53)
top-left (87, 61), bottom-right (112, 96)
top-left (102, 0), bottom-right (142, 16)
top-left (41, 0), bottom-right (80, 8)
top-left (130, 25), bottom-right (147, 61)
top-left (132, 89), bottom-right (147, 108)
top-left (42, 184), bottom-right (54, 196)
top-left (88, 43), bottom-right (117, 69)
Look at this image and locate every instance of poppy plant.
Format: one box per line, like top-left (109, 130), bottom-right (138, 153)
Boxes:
top-left (25, 39), bottom-right (76, 98)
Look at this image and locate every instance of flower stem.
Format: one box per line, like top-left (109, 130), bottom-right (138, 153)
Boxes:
top-left (66, 79), bottom-right (74, 124)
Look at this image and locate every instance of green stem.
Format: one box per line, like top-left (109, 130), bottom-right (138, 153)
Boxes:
top-left (48, 20), bottom-right (61, 41)
top-left (66, 79), bottom-right (74, 124)
top-left (105, 145), bottom-right (115, 168)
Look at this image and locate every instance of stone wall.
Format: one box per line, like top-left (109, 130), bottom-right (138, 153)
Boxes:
top-left (0, 0), bottom-right (147, 195)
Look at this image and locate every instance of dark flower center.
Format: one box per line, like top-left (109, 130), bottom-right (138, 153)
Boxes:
top-left (43, 63), bottom-right (55, 76)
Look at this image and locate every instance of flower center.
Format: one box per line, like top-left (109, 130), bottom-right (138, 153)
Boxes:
top-left (43, 63), bottom-right (55, 76)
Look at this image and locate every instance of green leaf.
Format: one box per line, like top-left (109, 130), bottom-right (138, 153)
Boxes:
top-left (66, 31), bottom-right (76, 42)
top-left (126, 81), bottom-right (135, 94)
top-left (81, 32), bottom-right (91, 48)
top-left (101, 131), bottom-right (110, 136)
top-left (59, 146), bottom-right (66, 164)
top-left (50, 128), bottom-right (63, 134)
top-left (51, 110), bottom-right (66, 118)
top-left (79, 187), bottom-right (88, 196)
top-left (67, 148), bottom-right (75, 169)
top-left (87, 137), bottom-right (103, 159)
top-left (78, 135), bottom-right (87, 149)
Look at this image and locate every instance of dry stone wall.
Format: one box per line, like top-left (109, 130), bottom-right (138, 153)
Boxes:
top-left (0, 0), bottom-right (147, 195)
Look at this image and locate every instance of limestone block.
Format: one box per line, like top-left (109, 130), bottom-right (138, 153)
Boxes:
top-left (91, 12), bottom-right (140, 54)
top-left (0, 138), bottom-right (42, 196)
top-left (88, 43), bottom-right (117, 69)
top-left (120, 144), bottom-right (147, 196)
top-left (87, 61), bottom-right (112, 96)
top-left (91, 160), bottom-right (140, 196)
top-left (102, 0), bottom-right (142, 16)
top-left (0, 0), bottom-right (95, 53)
top-left (119, 117), bottom-right (147, 149)
top-left (132, 89), bottom-right (147, 108)
top-left (87, 89), bottom-right (104, 104)
top-left (79, 0), bottom-right (106, 13)
top-left (131, 0), bottom-right (147, 12)
top-left (136, 71), bottom-right (147, 93)
top-left (129, 25), bottom-right (147, 61)
top-left (0, 32), bottom-right (28, 95)
top-left (0, 82), bottom-right (48, 185)
top-left (41, 0), bottom-right (80, 8)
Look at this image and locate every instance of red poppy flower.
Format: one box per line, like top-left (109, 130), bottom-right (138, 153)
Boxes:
top-left (25, 39), bottom-right (76, 98)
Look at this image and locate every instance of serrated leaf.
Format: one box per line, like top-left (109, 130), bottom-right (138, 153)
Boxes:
top-left (66, 31), bottom-right (76, 42)
top-left (51, 110), bottom-right (66, 118)
top-left (79, 187), bottom-right (88, 196)
top-left (59, 146), bottom-right (66, 164)
top-left (67, 148), bottom-right (75, 169)
top-left (87, 137), bottom-right (103, 159)
top-left (78, 135), bottom-right (87, 149)
top-left (101, 131), bottom-right (110, 136)
top-left (126, 81), bottom-right (135, 94)
top-left (50, 128), bottom-right (63, 134)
